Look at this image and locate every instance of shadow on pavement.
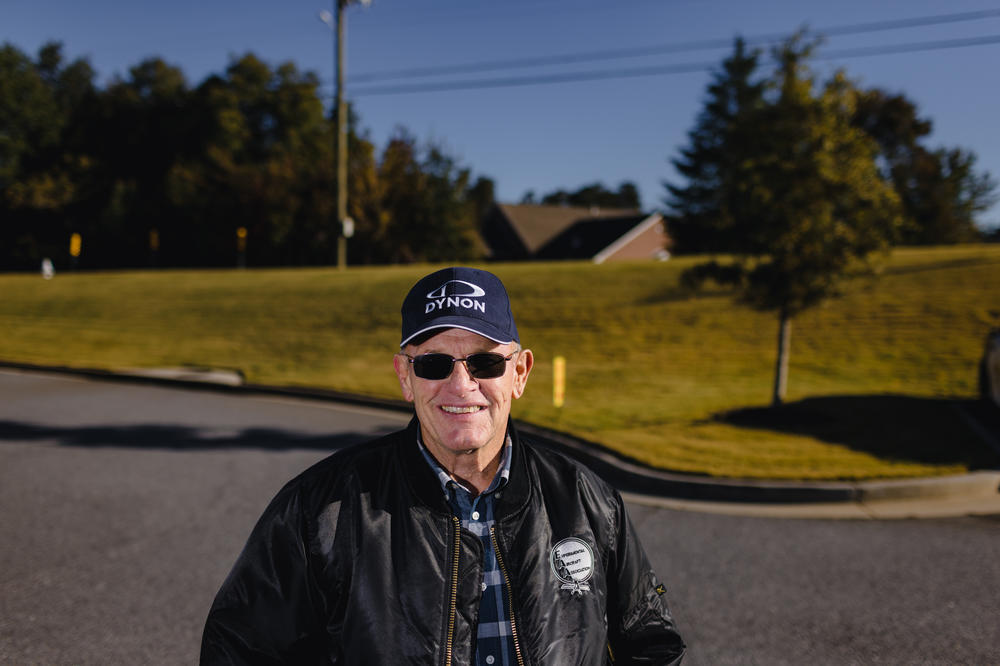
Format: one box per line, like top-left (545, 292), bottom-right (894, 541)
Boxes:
top-left (714, 395), bottom-right (1000, 469)
top-left (0, 420), bottom-right (399, 452)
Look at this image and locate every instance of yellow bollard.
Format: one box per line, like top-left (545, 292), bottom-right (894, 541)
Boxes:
top-left (69, 232), bottom-right (82, 270)
top-left (553, 356), bottom-right (565, 408)
top-left (236, 227), bottom-right (248, 268)
top-left (69, 233), bottom-right (82, 259)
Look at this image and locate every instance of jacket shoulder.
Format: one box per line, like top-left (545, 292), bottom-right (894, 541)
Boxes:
top-left (518, 434), bottom-right (622, 505)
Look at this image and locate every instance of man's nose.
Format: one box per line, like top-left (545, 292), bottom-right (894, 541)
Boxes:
top-left (447, 358), bottom-right (479, 388)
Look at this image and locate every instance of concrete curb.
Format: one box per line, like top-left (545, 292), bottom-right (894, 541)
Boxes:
top-left (515, 420), bottom-right (1000, 506)
top-left (3, 360), bottom-right (999, 516)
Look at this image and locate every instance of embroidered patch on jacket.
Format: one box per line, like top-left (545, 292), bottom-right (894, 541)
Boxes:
top-left (550, 537), bottom-right (595, 595)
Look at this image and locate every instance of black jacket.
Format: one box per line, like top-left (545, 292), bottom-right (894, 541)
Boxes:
top-left (201, 418), bottom-right (685, 665)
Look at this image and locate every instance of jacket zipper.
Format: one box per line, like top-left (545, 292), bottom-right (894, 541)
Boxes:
top-left (445, 516), bottom-right (460, 666)
top-left (490, 525), bottom-right (525, 666)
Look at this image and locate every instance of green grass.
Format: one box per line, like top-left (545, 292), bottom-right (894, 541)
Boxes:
top-left (2, 245), bottom-right (998, 480)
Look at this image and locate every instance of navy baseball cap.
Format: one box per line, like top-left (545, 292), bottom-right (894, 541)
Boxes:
top-left (400, 267), bottom-right (520, 348)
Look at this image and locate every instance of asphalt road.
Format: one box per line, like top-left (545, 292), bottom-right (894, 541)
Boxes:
top-left (1, 369), bottom-right (998, 665)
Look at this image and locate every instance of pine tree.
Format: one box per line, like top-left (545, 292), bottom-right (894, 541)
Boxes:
top-left (680, 34), bottom-right (903, 405)
top-left (664, 38), bottom-right (765, 253)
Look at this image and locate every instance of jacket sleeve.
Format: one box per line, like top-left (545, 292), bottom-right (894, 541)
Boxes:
top-left (605, 492), bottom-right (686, 665)
top-left (200, 483), bottom-right (330, 665)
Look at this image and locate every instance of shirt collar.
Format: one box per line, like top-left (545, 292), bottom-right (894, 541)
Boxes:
top-left (416, 424), bottom-right (512, 497)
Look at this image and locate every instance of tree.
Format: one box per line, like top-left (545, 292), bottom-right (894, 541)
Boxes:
top-left (679, 34), bottom-right (903, 405)
top-left (852, 89), bottom-right (997, 244)
top-left (664, 38), bottom-right (765, 253)
top-left (668, 44), bottom-right (997, 253)
top-left (0, 44), bottom-right (493, 269)
top-left (539, 181), bottom-right (642, 209)
top-left (897, 147), bottom-right (996, 244)
top-left (172, 54), bottom-right (335, 266)
top-left (94, 57), bottom-right (192, 267)
top-left (376, 129), bottom-right (484, 264)
top-left (0, 42), bottom-right (100, 269)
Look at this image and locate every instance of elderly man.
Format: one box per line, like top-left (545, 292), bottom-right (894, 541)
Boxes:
top-left (201, 266), bottom-right (685, 665)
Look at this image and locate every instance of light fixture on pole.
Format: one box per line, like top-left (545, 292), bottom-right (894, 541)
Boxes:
top-left (319, 0), bottom-right (371, 270)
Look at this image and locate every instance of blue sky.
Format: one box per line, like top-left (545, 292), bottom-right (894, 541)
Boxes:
top-left (6, 0), bottom-right (1000, 227)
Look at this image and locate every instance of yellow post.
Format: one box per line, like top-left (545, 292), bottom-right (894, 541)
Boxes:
top-left (236, 227), bottom-right (248, 268)
top-left (553, 356), bottom-right (566, 408)
top-left (69, 232), bottom-right (82, 270)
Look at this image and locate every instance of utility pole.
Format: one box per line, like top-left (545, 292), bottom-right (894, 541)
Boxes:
top-left (321, 0), bottom-right (369, 270)
top-left (335, 0), bottom-right (348, 270)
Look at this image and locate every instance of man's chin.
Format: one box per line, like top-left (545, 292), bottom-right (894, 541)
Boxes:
top-left (435, 424), bottom-right (494, 454)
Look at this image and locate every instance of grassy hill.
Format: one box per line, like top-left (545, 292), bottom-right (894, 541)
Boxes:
top-left (2, 244), bottom-right (998, 480)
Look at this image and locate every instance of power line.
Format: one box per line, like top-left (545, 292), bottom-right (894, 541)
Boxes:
top-left (347, 8), bottom-right (1000, 84)
top-left (822, 32), bottom-right (1000, 59)
top-left (345, 32), bottom-right (1000, 97)
top-left (352, 60), bottom-right (716, 96)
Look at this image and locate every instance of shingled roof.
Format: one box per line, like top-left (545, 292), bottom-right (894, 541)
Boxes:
top-left (496, 204), bottom-right (641, 254)
top-left (482, 203), bottom-right (669, 263)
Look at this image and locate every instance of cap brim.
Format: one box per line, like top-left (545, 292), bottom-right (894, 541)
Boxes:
top-left (400, 317), bottom-right (516, 348)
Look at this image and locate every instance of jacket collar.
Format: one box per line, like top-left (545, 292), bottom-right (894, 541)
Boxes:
top-left (399, 415), bottom-right (532, 519)
top-left (498, 418), bottom-right (531, 520)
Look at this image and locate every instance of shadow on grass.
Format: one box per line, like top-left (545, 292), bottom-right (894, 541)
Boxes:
top-left (714, 395), bottom-right (1000, 469)
top-left (882, 255), bottom-right (1000, 276)
top-left (0, 420), bottom-right (399, 452)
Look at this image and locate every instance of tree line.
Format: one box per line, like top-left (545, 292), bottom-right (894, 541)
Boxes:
top-left (0, 42), bottom-right (491, 271)
top-left (2, 37), bottom-right (996, 272)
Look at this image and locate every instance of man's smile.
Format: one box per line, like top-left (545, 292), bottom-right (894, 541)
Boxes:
top-left (440, 405), bottom-right (486, 414)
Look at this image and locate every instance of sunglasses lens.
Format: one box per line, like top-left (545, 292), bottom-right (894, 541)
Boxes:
top-left (412, 354), bottom-right (454, 380)
top-left (466, 353), bottom-right (508, 379)
top-left (410, 353), bottom-right (510, 380)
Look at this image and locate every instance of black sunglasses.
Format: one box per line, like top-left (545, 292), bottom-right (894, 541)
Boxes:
top-left (403, 352), bottom-right (515, 380)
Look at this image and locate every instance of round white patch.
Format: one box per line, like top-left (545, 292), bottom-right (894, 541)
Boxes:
top-left (550, 537), bottom-right (595, 594)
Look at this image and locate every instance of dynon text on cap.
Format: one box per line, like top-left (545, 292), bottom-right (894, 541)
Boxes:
top-left (400, 267), bottom-right (519, 348)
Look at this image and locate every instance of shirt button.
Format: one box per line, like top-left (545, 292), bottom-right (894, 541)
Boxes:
top-left (481, 582), bottom-right (487, 592)
top-left (471, 511), bottom-right (480, 520)
top-left (486, 656), bottom-right (495, 665)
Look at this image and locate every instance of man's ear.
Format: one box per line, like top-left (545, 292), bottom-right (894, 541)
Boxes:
top-left (511, 349), bottom-right (533, 400)
top-left (393, 353), bottom-right (415, 402)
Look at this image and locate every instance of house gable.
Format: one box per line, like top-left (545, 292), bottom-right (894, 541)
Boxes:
top-left (592, 213), bottom-right (670, 264)
top-left (483, 203), bottom-right (667, 262)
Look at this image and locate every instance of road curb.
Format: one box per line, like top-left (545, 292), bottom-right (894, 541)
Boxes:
top-left (854, 471), bottom-right (1000, 502)
top-left (3, 360), bottom-right (998, 510)
top-left (516, 420), bottom-right (1000, 505)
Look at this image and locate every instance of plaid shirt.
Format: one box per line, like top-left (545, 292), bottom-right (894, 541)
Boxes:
top-left (418, 431), bottom-right (517, 666)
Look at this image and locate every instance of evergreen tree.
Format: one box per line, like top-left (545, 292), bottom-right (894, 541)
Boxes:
top-left (680, 34), bottom-right (902, 405)
top-left (664, 38), bottom-right (765, 253)
top-left (668, 43), bottom-right (996, 252)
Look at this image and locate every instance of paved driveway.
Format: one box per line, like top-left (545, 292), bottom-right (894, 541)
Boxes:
top-left (1, 369), bottom-right (998, 665)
